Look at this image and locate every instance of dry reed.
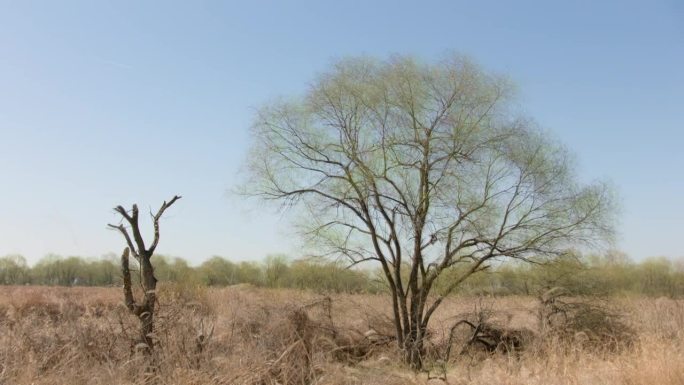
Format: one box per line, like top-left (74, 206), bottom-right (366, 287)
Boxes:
top-left (0, 285), bottom-right (682, 385)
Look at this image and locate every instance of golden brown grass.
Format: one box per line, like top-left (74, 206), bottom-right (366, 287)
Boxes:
top-left (0, 285), bottom-right (683, 385)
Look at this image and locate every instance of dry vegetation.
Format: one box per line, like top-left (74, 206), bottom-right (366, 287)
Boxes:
top-left (0, 285), bottom-right (683, 385)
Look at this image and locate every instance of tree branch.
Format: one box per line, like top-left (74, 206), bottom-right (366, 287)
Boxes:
top-left (148, 195), bottom-right (182, 254)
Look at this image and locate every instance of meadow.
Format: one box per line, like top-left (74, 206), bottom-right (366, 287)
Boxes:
top-left (1, 285), bottom-right (683, 385)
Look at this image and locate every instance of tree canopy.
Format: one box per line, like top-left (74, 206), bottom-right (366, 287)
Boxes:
top-left (242, 54), bottom-right (615, 368)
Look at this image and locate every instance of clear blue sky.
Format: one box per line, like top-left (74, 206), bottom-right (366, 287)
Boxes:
top-left (1, 1), bottom-right (682, 265)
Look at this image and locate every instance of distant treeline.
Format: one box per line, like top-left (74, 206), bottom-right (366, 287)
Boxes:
top-left (0, 254), bottom-right (376, 293)
top-left (1, 253), bottom-right (683, 297)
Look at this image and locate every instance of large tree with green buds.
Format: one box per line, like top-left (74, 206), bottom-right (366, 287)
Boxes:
top-left (244, 54), bottom-right (615, 369)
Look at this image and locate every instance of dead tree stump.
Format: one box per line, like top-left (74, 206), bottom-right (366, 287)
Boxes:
top-left (108, 195), bottom-right (181, 352)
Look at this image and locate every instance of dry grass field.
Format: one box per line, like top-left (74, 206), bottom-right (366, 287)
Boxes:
top-left (0, 285), bottom-right (683, 385)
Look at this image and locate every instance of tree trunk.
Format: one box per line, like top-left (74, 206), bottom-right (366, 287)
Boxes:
top-left (400, 297), bottom-right (428, 370)
top-left (403, 331), bottom-right (424, 370)
top-left (121, 248), bottom-right (158, 352)
top-left (138, 253), bottom-right (157, 350)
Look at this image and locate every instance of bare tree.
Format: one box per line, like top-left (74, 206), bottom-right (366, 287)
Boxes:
top-left (108, 195), bottom-right (181, 351)
top-left (244, 54), bottom-right (615, 369)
